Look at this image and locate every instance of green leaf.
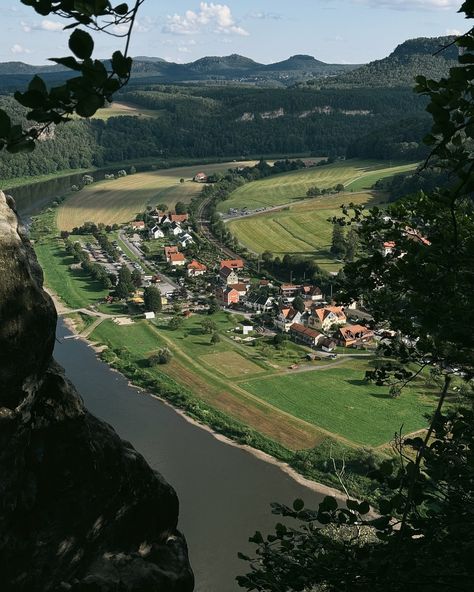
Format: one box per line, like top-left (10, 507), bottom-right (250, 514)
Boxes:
top-left (112, 50), bottom-right (132, 78)
top-left (76, 93), bottom-right (104, 118)
top-left (115, 3), bottom-right (129, 15)
top-left (50, 56), bottom-right (82, 71)
top-left (69, 29), bottom-right (94, 60)
top-left (28, 75), bottom-right (47, 94)
top-left (292, 498), bottom-right (304, 512)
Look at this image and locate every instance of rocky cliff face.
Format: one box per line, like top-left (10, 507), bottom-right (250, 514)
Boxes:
top-left (0, 191), bottom-right (194, 591)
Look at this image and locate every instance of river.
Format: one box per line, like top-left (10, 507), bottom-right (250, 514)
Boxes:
top-left (55, 323), bottom-right (323, 591)
top-left (15, 179), bottom-right (324, 592)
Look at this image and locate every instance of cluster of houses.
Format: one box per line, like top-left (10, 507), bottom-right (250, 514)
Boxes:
top-left (131, 211), bottom-right (194, 249)
top-left (215, 259), bottom-right (249, 306)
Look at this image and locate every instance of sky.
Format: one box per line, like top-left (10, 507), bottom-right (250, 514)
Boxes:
top-left (1, 1), bottom-right (469, 65)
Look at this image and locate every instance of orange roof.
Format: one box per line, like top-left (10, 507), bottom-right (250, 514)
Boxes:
top-left (131, 220), bottom-right (145, 228)
top-left (229, 283), bottom-right (248, 292)
top-left (325, 306), bottom-right (346, 320)
top-left (220, 259), bottom-right (244, 269)
top-left (280, 283), bottom-right (301, 291)
top-left (188, 259), bottom-right (207, 271)
top-left (383, 241), bottom-right (396, 248)
top-left (170, 253), bottom-right (185, 262)
top-left (339, 324), bottom-right (373, 340)
top-left (170, 213), bottom-right (189, 223)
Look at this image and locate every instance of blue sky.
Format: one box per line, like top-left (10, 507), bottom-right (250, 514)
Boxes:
top-left (2, 1), bottom-right (468, 64)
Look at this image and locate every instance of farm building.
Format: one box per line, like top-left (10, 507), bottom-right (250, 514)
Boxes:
top-left (338, 324), bottom-right (374, 348)
top-left (289, 323), bottom-right (323, 347)
top-left (220, 266), bottom-right (239, 285)
top-left (193, 172), bottom-right (208, 183)
top-left (187, 260), bottom-right (207, 276)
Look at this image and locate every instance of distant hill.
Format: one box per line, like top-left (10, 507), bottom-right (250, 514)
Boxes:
top-left (319, 36), bottom-right (459, 88)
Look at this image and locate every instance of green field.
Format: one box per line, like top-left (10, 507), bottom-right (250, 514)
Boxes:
top-left (218, 160), bottom-right (417, 213)
top-left (228, 191), bottom-right (383, 271)
top-left (57, 160), bottom-right (259, 231)
top-left (240, 361), bottom-right (437, 447)
top-left (91, 101), bottom-right (159, 120)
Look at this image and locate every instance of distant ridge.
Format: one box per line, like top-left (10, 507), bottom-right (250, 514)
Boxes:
top-left (319, 35), bottom-right (459, 88)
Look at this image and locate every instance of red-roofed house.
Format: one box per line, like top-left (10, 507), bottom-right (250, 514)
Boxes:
top-left (164, 246), bottom-right (179, 262)
top-left (229, 283), bottom-right (248, 297)
top-left (220, 259), bottom-right (244, 271)
top-left (131, 220), bottom-right (145, 230)
top-left (187, 260), bottom-right (207, 276)
top-left (302, 285), bottom-right (323, 301)
top-left (216, 287), bottom-right (240, 306)
top-left (169, 213), bottom-right (189, 224)
top-left (338, 324), bottom-right (374, 347)
top-left (169, 252), bottom-right (186, 266)
top-left (274, 306), bottom-right (302, 333)
top-left (308, 306), bottom-right (346, 332)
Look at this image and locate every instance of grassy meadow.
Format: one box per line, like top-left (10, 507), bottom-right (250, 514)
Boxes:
top-left (56, 160), bottom-right (257, 231)
top-left (228, 191), bottom-right (384, 271)
top-left (218, 160), bottom-right (417, 213)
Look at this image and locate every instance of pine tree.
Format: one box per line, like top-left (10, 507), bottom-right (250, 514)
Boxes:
top-left (330, 225), bottom-right (346, 258)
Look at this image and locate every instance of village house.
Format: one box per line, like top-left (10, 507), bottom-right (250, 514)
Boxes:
top-left (187, 260), bottom-right (207, 277)
top-left (130, 220), bottom-right (145, 231)
top-left (220, 266), bottom-right (239, 285)
top-left (169, 252), bottom-right (186, 267)
top-left (180, 233), bottom-right (194, 248)
top-left (302, 285), bottom-right (324, 302)
top-left (247, 294), bottom-right (275, 313)
top-left (149, 225), bottom-right (164, 240)
top-left (170, 221), bottom-right (184, 236)
top-left (169, 213), bottom-right (189, 224)
top-left (164, 246), bottom-right (179, 262)
top-left (280, 283), bottom-right (302, 300)
top-left (193, 172), bottom-right (208, 183)
top-left (338, 324), bottom-right (374, 348)
top-left (289, 323), bottom-right (323, 348)
top-left (259, 279), bottom-right (273, 288)
top-left (274, 306), bottom-right (302, 333)
top-left (229, 283), bottom-right (248, 298)
top-left (308, 305), bottom-right (347, 332)
top-left (220, 259), bottom-right (244, 271)
top-left (216, 286), bottom-right (240, 306)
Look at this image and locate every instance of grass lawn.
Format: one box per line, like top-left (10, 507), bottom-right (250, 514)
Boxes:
top-left (34, 239), bottom-right (108, 309)
top-left (218, 159), bottom-right (418, 213)
top-left (228, 191), bottom-right (384, 272)
top-left (239, 361), bottom-right (437, 447)
top-left (200, 351), bottom-right (264, 378)
top-left (56, 160), bottom-right (260, 231)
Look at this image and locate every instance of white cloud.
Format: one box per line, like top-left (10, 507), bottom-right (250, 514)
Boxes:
top-left (11, 44), bottom-right (31, 54)
top-left (446, 28), bottom-right (462, 35)
top-left (246, 11), bottom-right (283, 20)
top-left (352, 0), bottom-right (459, 9)
top-left (21, 19), bottom-right (63, 33)
top-left (163, 3), bottom-right (249, 36)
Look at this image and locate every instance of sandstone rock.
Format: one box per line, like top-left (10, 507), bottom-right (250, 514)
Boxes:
top-left (0, 192), bottom-right (194, 591)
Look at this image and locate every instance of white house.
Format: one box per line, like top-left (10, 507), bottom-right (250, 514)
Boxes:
top-left (180, 233), bottom-right (194, 247)
top-left (274, 307), bottom-right (302, 333)
top-left (247, 295), bottom-right (275, 313)
top-left (149, 225), bottom-right (164, 239)
top-left (170, 222), bottom-right (184, 236)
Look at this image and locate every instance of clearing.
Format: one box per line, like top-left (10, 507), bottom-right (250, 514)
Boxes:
top-left (217, 160), bottom-right (417, 213)
top-left (227, 191), bottom-right (384, 272)
top-left (200, 351), bottom-right (264, 378)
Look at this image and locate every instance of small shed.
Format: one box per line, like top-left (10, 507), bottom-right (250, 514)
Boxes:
top-left (144, 311), bottom-right (155, 320)
top-left (242, 324), bottom-right (253, 336)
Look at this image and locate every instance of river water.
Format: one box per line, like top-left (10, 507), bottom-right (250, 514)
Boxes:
top-left (15, 180), bottom-right (323, 591)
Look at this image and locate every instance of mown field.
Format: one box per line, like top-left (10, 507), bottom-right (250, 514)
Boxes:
top-left (240, 360), bottom-right (437, 447)
top-left (228, 191), bottom-right (384, 272)
top-left (92, 101), bottom-right (160, 120)
top-left (57, 160), bottom-right (257, 231)
top-left (217, 160), bottom-right (417, 213)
